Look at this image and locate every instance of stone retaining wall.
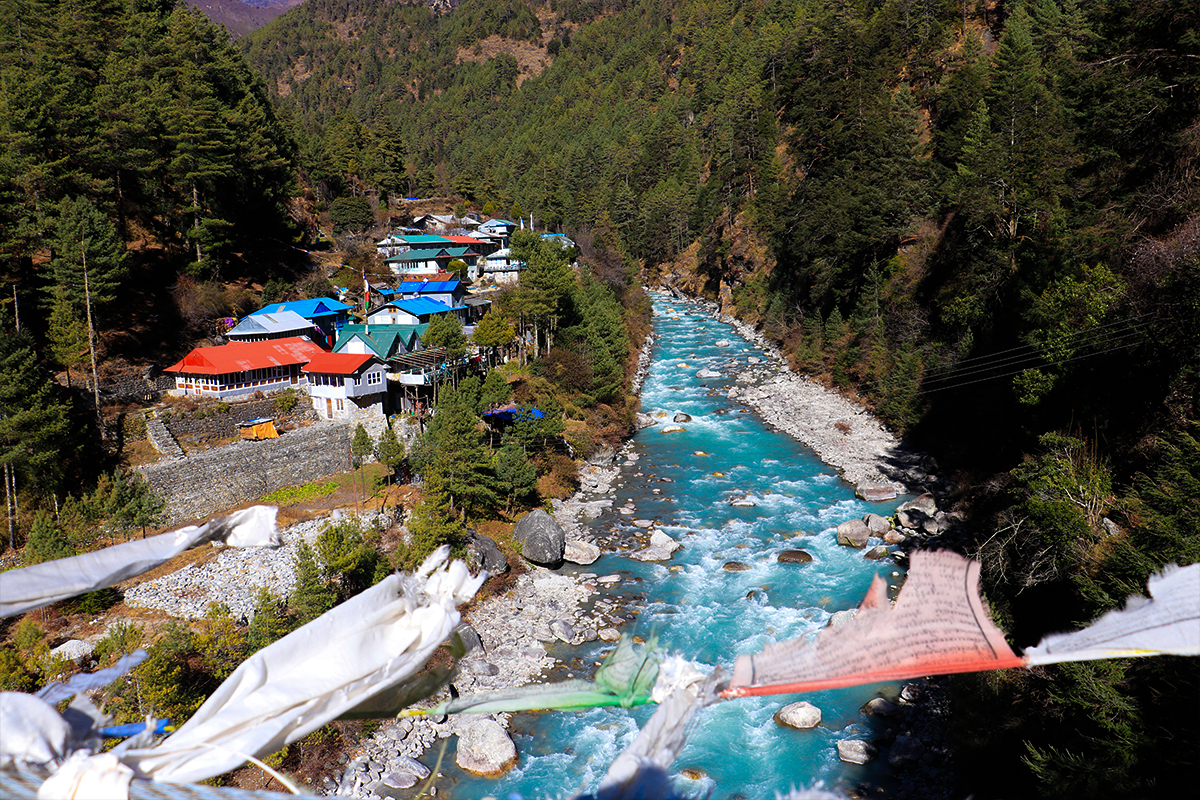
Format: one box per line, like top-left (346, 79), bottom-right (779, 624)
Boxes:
top-left (138, 421), bottom-right (353, 524)
top-left (162, 396), bottom-right (313, 440)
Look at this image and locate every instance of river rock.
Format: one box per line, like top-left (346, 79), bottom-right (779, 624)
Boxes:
top-left (856, 483), bottom-right (898, 502)
top-left (455, 718), bottom-right (518, 777)
top-left (465, 532), bottom-right (509, 574)
top-left (661, 424), bottom-right (685, 433)
top-left (715, 339), bottom-right (731, 347)
top-left (888, 735), bottom-right (925, 767)
top-left (633, 519), bottom-right (655, 528)
top-left (836, 519), bottom-right (871, 548)
top-left (777, 549), bottom-right (814, 564)
top-left (380, 757), bottom-right (429, 789)
top-left (729, 498), bottom-right (756, 507)
top-left (635, 413), bottom-right (657, 429)
top-left (673, 412), bottom-right (693, 422)
top-left (883, 530), bottom-right (906, 544)
top-left (896, 493), bottom-right (938, 528)
top-left (631, 545), bottom-right (674, 562)
top-left (864, 545), bottom-right (890, 560)
top-left (649, 530), bottom-right (681, 553)
top-left (564, 540), bottom-right (601, 565)
top-left (723, 561), bottom-right (751, 572)
top-left (513, 509), bottom-right (565, 567)
top-left (863, 513), bottom-right (891, 533)
top-left (454, 623), bottom-right (483, 655)
top-left (549, 619), bottom-right (576, 643)
top-left (837, 739), bottom-right (876, 765)
top-left (863, 697), bottom-right (899, 717)
top-left (774, 701), bottom-right (822, 729)
top-left (466, 660), bottom-right (499, 676)
top-left (598, 627), bottom-right (621, 641)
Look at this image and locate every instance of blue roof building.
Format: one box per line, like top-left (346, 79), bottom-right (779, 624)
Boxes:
top-left (248, 298), bottom-right (352, 349)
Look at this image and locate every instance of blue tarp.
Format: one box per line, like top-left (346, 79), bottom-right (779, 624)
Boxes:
top-left (482, 404), bottom-right (544, 423)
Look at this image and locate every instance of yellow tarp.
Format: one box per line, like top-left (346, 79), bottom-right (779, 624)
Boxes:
top-left (240, 421), bottom-right (279, 440)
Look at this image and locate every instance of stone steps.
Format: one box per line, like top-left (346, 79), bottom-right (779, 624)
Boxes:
top-left (144, 412), bottom-right (185, 461)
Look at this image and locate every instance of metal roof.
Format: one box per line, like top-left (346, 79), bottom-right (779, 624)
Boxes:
top-left (249, 299), bottom-right (352, 318)
top-left (226, 311), bottom-right (312, 336)
top-left (301, 352), bottom-right (378, 375)
top-left (164, 338), bottom-right (326, 375)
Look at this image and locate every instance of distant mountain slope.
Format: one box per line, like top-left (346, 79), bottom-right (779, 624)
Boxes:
top-left (185, 0), bottom-right (304, 37)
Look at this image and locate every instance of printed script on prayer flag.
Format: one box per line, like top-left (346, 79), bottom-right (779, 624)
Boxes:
top-left (725, 550), bottom-right (1023, 697)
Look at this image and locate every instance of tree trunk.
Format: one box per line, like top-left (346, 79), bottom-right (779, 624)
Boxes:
top-left (5, 463), bottom-right (14, 551)
top-left (82, 244), bottom-right (103, 435)
top-left (192, 181), bottom-right (203, 268)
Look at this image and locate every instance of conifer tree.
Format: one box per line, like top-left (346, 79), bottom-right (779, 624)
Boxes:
top-left (374, 421), bottom-right (405, 495)
top-left (290, 541), bottom-right (335, 625)
top-left (350, 423), bottom-right (374, 506)
top-left (46, 285), bottom-right (88, 389)
top-left (0, 309), bottom-right (71, 508)
top-left (24, 510), bottom-right (73, 564)
top-left (495, 433), bottom-right (537, 515)
top-left (471, 310), bottom-right (515, 368)
top-left (246, 587), bottom-right (289, 653)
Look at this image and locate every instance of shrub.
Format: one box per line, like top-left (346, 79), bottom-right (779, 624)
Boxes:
top-left (274, 389), bottom-right (298, 414)
top-left (329, 196), bottom-right (374, 235)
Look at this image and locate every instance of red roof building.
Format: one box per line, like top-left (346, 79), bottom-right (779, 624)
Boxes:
top-left (164, 338), bottom-right (326, 399)
top-left (302, 352), bottom-right (389, 420)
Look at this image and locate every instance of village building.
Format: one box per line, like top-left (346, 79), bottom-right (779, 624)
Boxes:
top-left (333, 323), bottom-right (427, 361)
top-left (225, 310), bottom-right (316, 343)
top-left (302, 352), bottom-right (389, 420)
top-left (163, 337), bottom-right (326, 399)
top-left (412, 213), bottom-right (481, 233)
top-left (477, 218), bottom-right (518, 247)
top-left (366, 297), bottom-right (464, 326)
top-left (246, 298), bottom-right (352, 349)
top-left (470, 247), bottom-right (525, 285)
top-left (541, 233), bottom-right (577, 250)
top-left (384, 246), bottom-right (478, 277)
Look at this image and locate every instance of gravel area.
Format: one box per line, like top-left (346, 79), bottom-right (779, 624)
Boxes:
top-left (123, 512), bottom-right (387, 621)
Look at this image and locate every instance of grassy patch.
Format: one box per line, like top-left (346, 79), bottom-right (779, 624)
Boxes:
top-left (261, 481), bottom-right (339, 506)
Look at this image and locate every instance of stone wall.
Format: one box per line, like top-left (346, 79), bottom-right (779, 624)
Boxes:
top-left (138, 421), bottom-right (354, 524)
top-left (162, 396), bottom-right (313, 441)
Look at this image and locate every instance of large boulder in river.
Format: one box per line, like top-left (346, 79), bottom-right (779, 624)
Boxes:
top-left (836, 519), bottom-right (871, 548)
top-left (513, 509), bottom-right (565, 567)
top-left (465, 531), bottom-right (509, 574)
top-left (895, 493), bottom-right (938, 529)
top-left (564, 539), bottom-right (601, 565)
top-left (777, 549), bottom-right (814, 564)
top-left (856, 483), bottom-right (898, 502)
top-left (774, 701), bottom-right (822, 730)
top-left (837, 739), bottom-right (876, 765)
top-left (456, 718), bottom-right (518, 777)
top-left (863, 513), bottom-right (891, 534)
top-left (673, 412), bottom-right (693, 423)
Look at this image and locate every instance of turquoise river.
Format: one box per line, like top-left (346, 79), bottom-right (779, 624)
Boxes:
top-left (447, 293), bottom-right (909, 799)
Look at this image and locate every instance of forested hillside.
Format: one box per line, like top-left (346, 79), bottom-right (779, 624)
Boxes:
top-left (0, 0), bottom-right (304, 502)
top-left (241, 0), bottom-right (1199, 796)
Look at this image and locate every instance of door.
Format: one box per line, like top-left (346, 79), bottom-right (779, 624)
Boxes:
top-left (326, 398), bottom-right (333, 418)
